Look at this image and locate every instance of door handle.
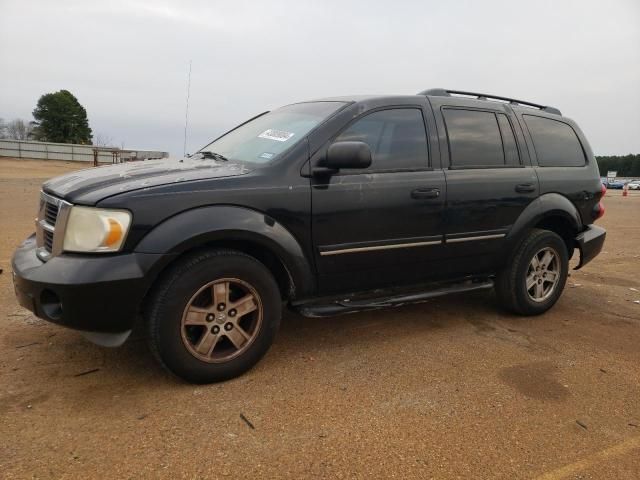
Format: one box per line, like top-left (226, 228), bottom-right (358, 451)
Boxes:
top-left (515, 183), bottom-right (536, 193)
top-left (411, 188), bottom-right (440, 199)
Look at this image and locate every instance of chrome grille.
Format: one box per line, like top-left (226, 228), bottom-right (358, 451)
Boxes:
top-left (44, 202), bottom-right (59, 225)
top-left (43, 230), bottom-right (54, 250)
top-left (35, 191), bottom-right (72, 262)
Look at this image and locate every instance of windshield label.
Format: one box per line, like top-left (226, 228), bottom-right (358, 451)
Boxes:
top-left (258, 129), bottom-right (295, 142)
top-left (259, 152), bottom-right (275, 160)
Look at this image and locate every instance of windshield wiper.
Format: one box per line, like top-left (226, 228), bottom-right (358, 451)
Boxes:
top-left (198, 151), bottom-right (229, 161)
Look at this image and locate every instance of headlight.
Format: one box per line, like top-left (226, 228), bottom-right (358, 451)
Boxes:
top-left (63, 206), bottom-right (132, 253)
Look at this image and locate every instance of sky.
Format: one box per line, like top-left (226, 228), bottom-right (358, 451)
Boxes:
top-left (1, 0), bottom-right (639, 156)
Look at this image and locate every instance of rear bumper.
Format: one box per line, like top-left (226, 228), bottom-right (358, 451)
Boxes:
top-left (11, 234), bottom-right (167, 335)
top-left (574, 224), bottom-right (606, 269)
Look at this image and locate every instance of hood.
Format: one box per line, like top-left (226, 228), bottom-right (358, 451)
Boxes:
top-left (43, 157), bottom-right (252, 203)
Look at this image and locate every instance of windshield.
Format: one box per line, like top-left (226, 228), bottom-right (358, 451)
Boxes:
top-left (198, 101), bottom-right (345, 164)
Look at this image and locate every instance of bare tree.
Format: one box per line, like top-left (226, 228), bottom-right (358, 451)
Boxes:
top-left (5, 119), bottom-right (33, 140)
top-left (0, 118), bottom-right (7, 139)
top-left (95, 133), bottom-right (115, 147)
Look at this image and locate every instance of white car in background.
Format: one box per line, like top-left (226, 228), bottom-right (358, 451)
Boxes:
top-left (627, 180), bottom-right (640, 190)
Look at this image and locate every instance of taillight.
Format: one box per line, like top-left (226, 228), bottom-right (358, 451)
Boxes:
top-left (594, 183), bottom-right (606, 220)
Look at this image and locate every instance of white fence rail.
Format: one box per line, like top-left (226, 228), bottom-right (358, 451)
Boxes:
top-left (0, 139), bottom-right (168, 163)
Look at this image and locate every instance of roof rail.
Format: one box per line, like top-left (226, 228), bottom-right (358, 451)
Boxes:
top-left (418, 88), bottom-right (562, 115)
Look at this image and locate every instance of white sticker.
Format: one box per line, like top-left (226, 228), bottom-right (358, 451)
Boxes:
top-left (259, 152), bottom-right (275, 159)
top-left (258, 129), bottom-right (295, 142)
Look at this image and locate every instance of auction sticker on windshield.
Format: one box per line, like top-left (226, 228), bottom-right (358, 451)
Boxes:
top-left (258, 129), bottom-right (295, 142)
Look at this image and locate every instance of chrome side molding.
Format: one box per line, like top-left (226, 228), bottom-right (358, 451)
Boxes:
top-left (319, 239), bottom-right (442, 256)
top-left (446, 233), bottom-right (506, 243)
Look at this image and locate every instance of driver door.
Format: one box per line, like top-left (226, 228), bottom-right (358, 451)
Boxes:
top-left (310, 107), bottom-right (446, 294)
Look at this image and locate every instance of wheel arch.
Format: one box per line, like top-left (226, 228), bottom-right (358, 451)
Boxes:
top-left (504, 193), bottom-right (582, 265)
top-left (532, 215), bottom-right (577, 260)
top-left (135, 205), bottom-right (316, 302)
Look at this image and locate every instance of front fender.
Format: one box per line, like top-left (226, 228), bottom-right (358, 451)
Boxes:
top-left (135, 205), bottom-right (315, 296)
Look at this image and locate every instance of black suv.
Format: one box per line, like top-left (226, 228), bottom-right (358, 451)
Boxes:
top-left (12, 89), bottom-right (606, 383)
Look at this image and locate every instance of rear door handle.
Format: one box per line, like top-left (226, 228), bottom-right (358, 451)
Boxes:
top-left (411, 188), bottom-right (440, 199)
top-left (515, 183), bottom-right (536, 193)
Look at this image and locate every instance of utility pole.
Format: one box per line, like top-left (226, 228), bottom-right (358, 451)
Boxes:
top-left (183, 60), bottom-right (192, 157)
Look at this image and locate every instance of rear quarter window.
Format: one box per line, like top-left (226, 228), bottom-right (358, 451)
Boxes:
top-left (523, 115), bottom-right (585, 167)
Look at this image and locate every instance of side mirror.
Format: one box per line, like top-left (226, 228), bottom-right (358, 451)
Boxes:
top-left (324, 141), bottom-right (372, 171)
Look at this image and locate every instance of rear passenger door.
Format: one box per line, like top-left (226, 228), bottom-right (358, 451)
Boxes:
top-left (433, 104), bottom-right (538, 272)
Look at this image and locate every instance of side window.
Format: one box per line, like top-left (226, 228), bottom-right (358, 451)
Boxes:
top-left (443, 109), bottom-right (504, 167)
top-left (523, 115), bottom-right (585, 167)
top-left (333, 108), bottom-right (428, 171)
top-left (496, 113), bottom-right (520, 166)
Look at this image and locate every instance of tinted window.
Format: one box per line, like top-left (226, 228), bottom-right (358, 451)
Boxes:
top-left (497, 113), bottom-right (520, 166)
top-left (443, 109), bottom-right (504, 167)
top-left (524, 115), bottom-right (585, 167)
top-left (334, 108), bottom-right (428, 170)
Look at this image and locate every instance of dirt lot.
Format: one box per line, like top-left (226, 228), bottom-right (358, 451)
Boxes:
top-left (1, 158), bottom-right (639, 479)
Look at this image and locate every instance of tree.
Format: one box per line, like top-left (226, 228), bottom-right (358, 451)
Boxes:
top-left (596, 155), bottom-right (640, 177)
top-left (5, 119), bottom-right (34, 140)
top-left (95, 133), bottom-right (114, 147)
top-left (32, 90), bottom-right (93, 144)
top-left (0, 118), bottom-right (6, 139)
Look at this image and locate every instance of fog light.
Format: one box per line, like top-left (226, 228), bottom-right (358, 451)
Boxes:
top-left (40, 289), bottom-right (62, 320)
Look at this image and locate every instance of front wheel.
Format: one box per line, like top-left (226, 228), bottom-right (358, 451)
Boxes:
top-left (495, 229), bottom-right (569, 315)
top-left (146, 249), bottom-right (281, 383)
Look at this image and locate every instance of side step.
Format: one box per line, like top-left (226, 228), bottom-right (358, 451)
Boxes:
top-left (292, 279), bottom-right (494, 318)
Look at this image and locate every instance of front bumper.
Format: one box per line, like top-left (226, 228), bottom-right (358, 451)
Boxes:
top-left (574, 224), bottom-right (606, 269)
top-left (11, 235), bottom-right (167, 336)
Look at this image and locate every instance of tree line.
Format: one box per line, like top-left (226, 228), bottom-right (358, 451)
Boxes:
top-left (595, 155), bottom-right (640, 178)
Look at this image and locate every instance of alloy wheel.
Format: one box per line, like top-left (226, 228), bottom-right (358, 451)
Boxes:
top-left (525, 247), bottom-right (561, 303)
top-left (180, 278), bottom-right (263, 363)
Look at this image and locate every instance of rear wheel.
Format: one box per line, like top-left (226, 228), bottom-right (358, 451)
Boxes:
top-left (495, 229), bottom-right (569, 315)
top-left (146, 249), bottom-right (281, 383)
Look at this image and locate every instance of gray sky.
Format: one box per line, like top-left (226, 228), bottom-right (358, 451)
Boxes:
top-left (1, 0), bottom-right (639, 156)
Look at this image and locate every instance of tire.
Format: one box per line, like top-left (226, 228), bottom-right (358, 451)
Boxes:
top-left (146, 249), bottom-right (281, 383)
top-left (495, 228), bottom-right (569, 316)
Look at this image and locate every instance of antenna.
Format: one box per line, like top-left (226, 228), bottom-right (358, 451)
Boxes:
top-left (183, 60), bottom-right (192, 157)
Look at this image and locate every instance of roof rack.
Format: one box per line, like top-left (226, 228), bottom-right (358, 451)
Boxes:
top-left (418, 88), bottom-right (561, 116)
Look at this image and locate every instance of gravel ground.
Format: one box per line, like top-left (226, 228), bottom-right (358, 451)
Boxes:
top-left (1, 158), bottom-right (639, 479)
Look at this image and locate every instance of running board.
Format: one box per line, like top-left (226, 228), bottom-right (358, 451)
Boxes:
top-left (292, 280), bottom-right (494, 318)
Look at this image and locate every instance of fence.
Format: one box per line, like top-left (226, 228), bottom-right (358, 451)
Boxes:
top-left (0, 139), bottom-right (169, 164)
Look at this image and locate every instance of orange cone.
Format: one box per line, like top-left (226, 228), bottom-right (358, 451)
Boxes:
top-left (623, 183), bottom-right (628, 197)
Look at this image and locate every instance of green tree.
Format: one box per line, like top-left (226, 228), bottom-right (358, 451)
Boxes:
top-left (32, 90), bottom-right (93, 144)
